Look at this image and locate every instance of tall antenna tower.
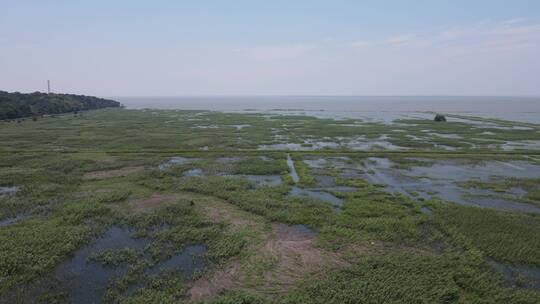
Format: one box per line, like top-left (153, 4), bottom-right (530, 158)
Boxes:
top-left (47, 80), bottom-right (51, 94)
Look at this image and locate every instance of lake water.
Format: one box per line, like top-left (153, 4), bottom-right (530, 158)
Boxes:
top-left (116, 96), bottom-right (540, 123)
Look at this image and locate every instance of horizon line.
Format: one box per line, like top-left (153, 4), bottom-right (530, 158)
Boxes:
top-left (107, 94), bottom-right (540, 99)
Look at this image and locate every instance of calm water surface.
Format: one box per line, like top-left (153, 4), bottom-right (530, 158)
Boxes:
top-left (116, 96), bottom-right (540, 123)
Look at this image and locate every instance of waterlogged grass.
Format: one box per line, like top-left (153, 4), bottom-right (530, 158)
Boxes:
top-left (1, 108), bottom-right (539, 153)
top-left (232, 156), bottom-right (288, 175)
top-left (319, 179), bottom-right (428, 250)
top-left (0, 200), bottom-right (114, 292)
top-left (178, 176), bottom-right (334, 228)
top-left (175, 172), bottom-right (429, 252)
top-left (460, 177), bottom-right (540, 207)
top-left (101, 199), bottom-right (248, 303)
top-left (434, 203), bottom-right (540, 265)
top-left (292, 155), bottom-right (315, 186)
top-left (121, 274), bottom-right (187, 304)
top-left (283, 253), bottom-right (540, 304)
top-left (1, 108), bottom-right (540, 302)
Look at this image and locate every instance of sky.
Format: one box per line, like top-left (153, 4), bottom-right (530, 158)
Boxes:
top-left (1, 0), bottom-right (540, 97)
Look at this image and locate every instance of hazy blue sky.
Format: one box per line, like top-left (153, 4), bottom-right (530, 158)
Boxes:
top-left (1, 0), bottom-right (540, 96)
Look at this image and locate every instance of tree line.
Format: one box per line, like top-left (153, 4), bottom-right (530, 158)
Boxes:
top-left (0, 91), bottom-right (121, 120)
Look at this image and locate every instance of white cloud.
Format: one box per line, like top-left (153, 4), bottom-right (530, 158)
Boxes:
top-left (349, 19), bottom-right (540, 53)
top-left (350, 40), bottom-right (373, 48)
top-left (385, 34), bottom-right (416, 46)
top-left (236, 44), bottom-right (313, 60)
top-left (501, 18), bottom-right (526, 25)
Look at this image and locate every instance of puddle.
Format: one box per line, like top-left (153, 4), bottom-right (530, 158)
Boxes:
top-left (345, 136), bottom-right (407, 151)
top-left (433, 144), bottom-right (458, 151)
top-left (222, 174), bottom-right (283, 187)
top-left (303, 158), bottom-right (328, 169)
top-left (159, 157), bottom-right (199, 170)
top-left (406, 160), bottom-right (540, 181)
top-left (289, 187), bottom-right (343, 207)
top-left (507, 187), bottom-right (527, 197)
top-left (406, 134), bottom-right (427, 141)
top-left (489, 260), bottom-right (540, 290)
top-left (287, 155), bottom-right (300, 183)
top-left (339, 169), bottom-right (364, 178)
top-left (0, 214), bottom-right (30, 228)
top-left (216, 157), bottom-right (245, 163)
top-left (259, 137), bottom-right (409, 151)
top-left (291, 224), bottom-right (315, 235)
top-left (146, 245), bottom-right (207, 279)
top-left (183, 168), bottom-right (204, 177)
top-left (258, 141), bottom-right (341, 151)
top-left (258, 143), bottom-right (305, 150)
top-left (420, 207), bottom-right (433, 215)
top-left (231, 124), bottom-right (251, 130)
top-left (494, 140), bottom-right (540, 151)
top-left (54, 226), bottom-right (149, 304)
top-left (259, 137), bottom-right (408, 151)
top-left (314, 175), bottom-right (335, 187)
top-left (0, 186), bottom-right (19, 195)
top-left (191, 125), bottom-right (219, 129)
top-left (428, 132), bottom-right (463, 139)
top-left (359, 158), bottom-right (540, 214)
top-left (303, 157), bottom-right (351, 169)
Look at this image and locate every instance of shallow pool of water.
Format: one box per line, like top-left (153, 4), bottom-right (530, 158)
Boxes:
top-left (0, 186), bottom-right (19, 195)
top-left (146, 245), bottom-right (207, 279)
top-left (223, 174), bottom-right (283, 187)
top-left (406, 160), bottom-right (540, 181)
top-left (489, 260), bottom-right (540, 290)
top-left (0, 214), bottom-right (29, 228)
top-left (359, 158), bottom-right (540, 214)
top-left (183, 168), bottom-right (204, 177)
top-left (216, 156), bottom-right (245, 163)
top-left (54, 227), bottom-right (149, 304)
top-left (289, 187), bottom-right (343, 207)
top-left (231, 124), bottom-right (251, 130)
top-left (159, 157), bottom-right (199, 170)
top-left (314, 175), bottom-right (336, 187)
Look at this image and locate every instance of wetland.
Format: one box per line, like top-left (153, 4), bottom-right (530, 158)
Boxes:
top-left (1, 107), bottom-right (540, 303)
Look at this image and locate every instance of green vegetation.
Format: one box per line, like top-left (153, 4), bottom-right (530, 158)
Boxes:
top-left (434, 204), bottom-right (540, 265)
top-left (1, 108), bottom-right (539, 303)
top-left (0, 90), bottom-right (120, 120)
top-left (0, 107), bottom-right (539, 153)
top-left (293, 156), bottom-right (315, 186)
top-left (0, 200), bottom-right (113, 292)
top-left (284, 253), bottom-right (539, 304)
top-left (232, 157), bottom-right (288, 175)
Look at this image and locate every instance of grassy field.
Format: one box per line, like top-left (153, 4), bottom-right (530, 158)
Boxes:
top-left (1, 109), bottom-right (540, 303)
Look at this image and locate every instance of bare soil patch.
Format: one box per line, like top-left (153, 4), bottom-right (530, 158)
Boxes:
top-left (252, 223), bottom-right (347, 294)
top-left (189, 221), bottom-right (347, 300)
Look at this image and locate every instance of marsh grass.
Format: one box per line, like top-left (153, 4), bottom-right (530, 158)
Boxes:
top-left (1, 109), bottom-right (540, 302)
top-left (433, 203), bottom-right (540, 265)
top-left (282, 253), bottom-right (540, 304)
